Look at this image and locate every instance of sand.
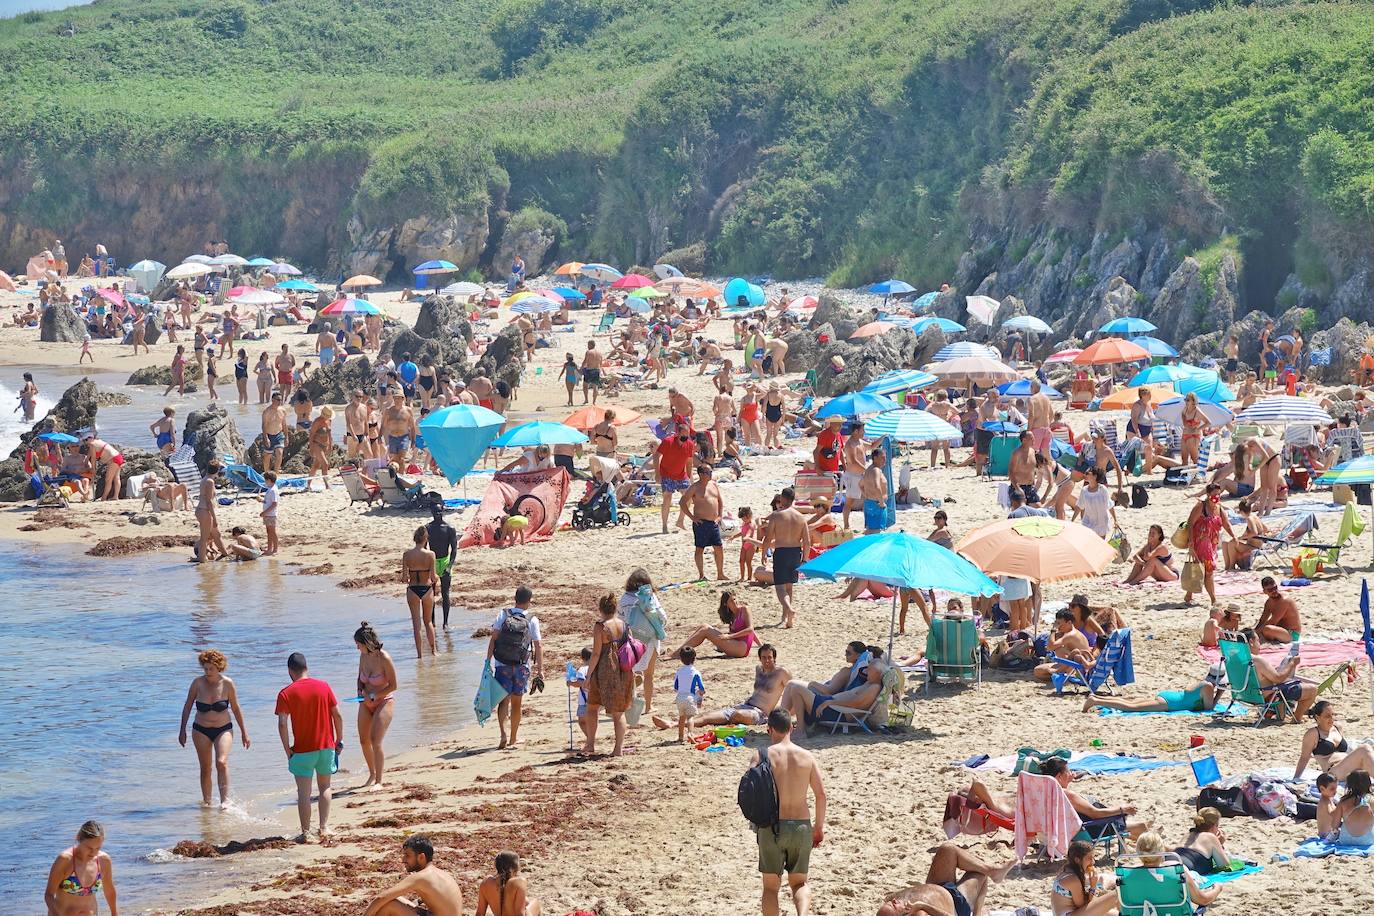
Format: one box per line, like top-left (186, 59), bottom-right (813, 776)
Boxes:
top-left (1, 280), bottom-right (1372, 915)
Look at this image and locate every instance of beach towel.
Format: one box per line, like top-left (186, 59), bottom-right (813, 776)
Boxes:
top-left (1015, 771), bottom-right (1080, 861)
top-left (1197, 640), bottom-right (1366, 669)
top-left (1198, 863), bottom-right (1263, 887)
top-left (1120, 569), bottom-right (1263, 596)
top-left (1098, 702), bottom-right (1251, 718)
top-left (1069, 754), bottom-right (1186, 776)
top-left (474, 659), bottom-right (507, 727)
top-left (1294, 837), bottom-right (1374, 858)
top-left (459, 468), bottom-right (571, 548)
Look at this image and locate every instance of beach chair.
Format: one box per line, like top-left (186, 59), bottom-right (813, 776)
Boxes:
top-left (924, 615), bottom-right (981, 693)
top-left (341, 469), bottom-right (381, 507)
top-left (167, 447), bottom-right (202, 492)
top-left (225, 463), bottom-right (307, 501)
top-left (789, 369), bottom-right (818, 397)
top-left (1115, 854), bottom-right (1200, 916)
top-left (1189, 748), bottom-right (1223, 787)
top-left (1069, 377), bottom-right (1095, 409)
top-left (29, 472), bottom-right (69, 508)
top-left (1296, 501), bottom-right (1365, 576)
top-left (821, 679), bottom-right (882, 736)
top-left (1250, 511), bottom-right (1318, 571)
top-left (594, 311), bottom-right (616, 335)
top-left (378, 471), bottom-right (426, 509)
top-left (1049, 628), bottom-right (1133, 696)
top-left (1215, 637), bottom-right (1296, 726)
top-left (1181, 433), bottom-right (1220, 484)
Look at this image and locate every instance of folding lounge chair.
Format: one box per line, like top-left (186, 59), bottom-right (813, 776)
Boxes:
top-left (793, 470), bottom-right (838, 509)
top-left (1049, 628), bottom-right (1134, 696)
top-left (1215, 637), bottom-right (1297, 726)
top-left (30, 473), bottom-right (69, 508)
top-left (1115, 854), bottom-right (1202, 916)
top-left (341, 469), bottom-right (381, 507)
top-left (1013, 771), bottom-right (1125, 861)
top-left (822, 682), bottom-right (881, 735)
top-left (1182, 433), bottom-right (1220, 484)
top-left (225, 463), bottom-right (308, 501)
top-left (1250, 511), bottom-right (1317, 571)
top-left (1296, 501), bottom-right (1364, 576)
top-left (925, 615), bottom-right (981, 693)
top-left (788, 369), bottom-right (818, 397)
top-left (594, 311), bottom-right (616, 335)
top-left (167, 446), bottom-right (202, 492)
top-left (378, 472), bottom-right (426, 509)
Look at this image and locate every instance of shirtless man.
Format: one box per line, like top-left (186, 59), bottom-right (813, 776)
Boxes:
top-left (1257, 577), bottom-right (1302, 643)
top-left (1033, 610), bottom-right (1092, 682)
top-left (274, 343), bottom-right (296, 400)
top-left (1028, 381), bottom-right (1054, 462)
top-left (81, 436), bottom-right (123, 501)
top-left (344, 389), bottom-right (370, 460)
top-left (384, 392), bottom-right (417, 462)
top-left (860, 447), bottom-right (889, 534)
top-left (261, 392), bottom-right (289, 474)
top-left (1244, 626), bottom-right (1317, 722)
top-left (712, 387), bottom-right (737, 452)
top-left (427, 505), bottom-right (459, 630)
top-left (762, 487), bottom-right (811, 628)
top-left (668, 387), bottom-right (696, 426)
top-left (1008, 430), bottom-right (1038, 505)
top-left (840, 423), bottom-right (868, 530)
top-left (697, 338), bottom-right (722, 375)
top-left (754, 708), bottom-right (825, 916)
top-left (926, 392), bottom-right (956, 468)
top-left (657, 643), bottom-right (790, 730)
top-left (468, 371), bottom-right (494, 409)
top-left (682, 464), bottom-right (727, 580)
top-left (877, 846), bottom-right (1015, 916)
top-left (765, 336), bottom-right (789, 376)
top-left (364, 835), bottom-right (464, 916)
top-left (581, 340), bottom-right (603, 405)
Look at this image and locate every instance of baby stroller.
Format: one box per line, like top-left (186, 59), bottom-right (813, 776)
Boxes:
top-left (572, 481), bottom-right (629, 530)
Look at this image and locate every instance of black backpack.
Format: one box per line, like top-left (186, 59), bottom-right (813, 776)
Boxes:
top-left (1131, 483), bottom-right (1148, 509)
top-left (492, 609), bottom-right (531, 666)
top-left (738, 746), bottom-right (780, 832)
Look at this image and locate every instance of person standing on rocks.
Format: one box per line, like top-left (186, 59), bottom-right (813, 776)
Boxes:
top-left (261, 391), bottom-right (289, 474)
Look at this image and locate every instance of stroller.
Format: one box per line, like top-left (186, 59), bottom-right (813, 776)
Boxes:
top-left (572, 481), bottom-right (629, 530)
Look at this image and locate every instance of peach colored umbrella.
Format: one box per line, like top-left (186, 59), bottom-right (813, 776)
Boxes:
top-left (955, 516), bottom-right (1114, 584)
top-left (1074, 338), bottom-right (1150, 365)
top-left (688, 282), bottom-right (722, 299)
top-left (927, 355), bottom-right (1020, 387)
top-left (1098, 383), bottom-right (1173, 411)
top-left (850, 320), bottom-right (897, 340)
top-left (656, 276), bottom-right (706, 293)
top-left (341, 274), bottom-right (383, 288)
top-left (563, 406), bottom-right (643, 431)
top-left (0, 270), bottom-right (16, 292)
top-left (553, 261), bottom-right (584, 276)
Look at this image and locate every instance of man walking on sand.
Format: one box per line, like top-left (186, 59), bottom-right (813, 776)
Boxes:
top-left (762, 487), bottom-right (811, 628)
top-left (486, 586), bottom-right (544, 749)
top-left (682, 463), bottom-right (727, 580)
top-left (261, 391), bottom-right (288, 474)
top-left (581, 340), bottom-right (603, 405)
top-left (1028, 381), bottom-right (1054, 463)
top-left (754, 708), bottom-right (826, 916)
top-left (1008, 430), bottom-right (1038, 506)
top-left (653, 422), bottom-right (698, 534)
top-left (364, 834), bottom-right (464, 916)
top-left (275, 652), bottom-right (343, 843)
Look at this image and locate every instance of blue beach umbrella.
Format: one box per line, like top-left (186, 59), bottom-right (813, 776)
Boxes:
top-left (1175, 373), bottom-right (1235, 403)
top-left (1003, 315), bottom-right (1051, 334)
top-left (861, 369), bottom-right (938, 396)
top-left (815, 391), bottom-right (900, 419)
top-left (1361, 580), bottom-right (1374, 675)
top-left (625, 297), bottom-right (653, 314)
top-left (1099, 316), bottom-right (1157, 335)
top-left (864, 408), bottom-right (962, 442)
top-left (414, 259), bottom-right (459, 275)
top-left (275, 279), bottom-right (319, 292)
top-left (246, 257), bottom-right (276, 267)
top-left (998, 378), bottom-right (1063, 399)
top-left (491, 421), bottom-right (589, 448)
top-left (1129, 336), bottom-right (1179, 358)
top-left (579, 263), bottom-right (622, 284)
top-left (1128, 364), bottom-right (1192, 386)
top-left (723, 277), bottom-right (766, 308)
top-left (867, 279), bottom-right (916, 296)
top-left (913, 316), bottom-right (967, 335)
top-left (419, 404), bottom-right (505, 484)
top-left (37, 431), bottom-right (79, 444)
top-left (551, 287), bottom-right (586, 301)
top-left (933, 341), bottom-right (997, 361)
top-left (908, 291), bottom-right (939, 312)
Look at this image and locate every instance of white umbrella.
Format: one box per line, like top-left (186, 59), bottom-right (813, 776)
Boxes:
top-left (511, 296), bottom-right (561, 314)
top-left (1155, 396), bottom-right (1233, 428)
top-left (231, 288), bottom-right (285, 306)
top-left (653, 263), bottom-right (684, 279)
top-left (211, 253), bottom-right (248, 267)
top-left (928, 355), bottom-right (1019, 387)
top-left (442, 281), bottom-right (485, 297)
top-left (184, 254), bottom-right (215, 265)
top-left (127, 259), bottom-right (166, 293)
top-left (966, 295), bottom-right (1000, 326)
top-left (165, 262), bottom-right (212, 279)
top-left (271, 262), bottom-right (301, 276)
top-left (1002, 315), bottom-right (1051, 334)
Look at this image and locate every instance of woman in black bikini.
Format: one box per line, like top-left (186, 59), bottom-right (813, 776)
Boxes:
top-left (417, 354), bottom-right (437, 409)
top-left (592, 409), bottom-right (618, 458)
top-left (204, 350), bottom-right (219, 400)
top-left (177, 648), bottom-right (250, 808)
top-left (1295, 700), bottom-right (1374, 780)
top-left (402, 526), bottom-right (438, 658)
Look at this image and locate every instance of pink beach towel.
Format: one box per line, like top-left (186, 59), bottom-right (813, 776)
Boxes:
top-left (1014, 771), bottom-right (1081, 861)
top-left (1118, 570), bottom-right (1263, 597)
top-left (1197, 639), bottom-right (1367, 669)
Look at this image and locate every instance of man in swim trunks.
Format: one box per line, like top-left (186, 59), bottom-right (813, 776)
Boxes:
top-left (660, 643), bottom-right (790, 730)
top-left (778, 659), bottom-right (884, 742)
top-left (860, 446), bottom-right (890, 534)
top-left (275, 652), bottom-right (343, 842)
top-left (261, 392), bottom-right (289, 474)
top-left (1245, 626), bottom-right (1317, 722)
top-left (426, 504), bottom-right (458, 630)
top-left (1007, 430), bottom-right (1039, 506)
top-left (653, 422), bottom-right (698, 534)
top-left (755, 707), bottom-right (825, 916)
top-left (841, 422), bottom-right (868, 529)
top-left (1028, 381), bottom-right (1054, 462)
top-left (344, 389), bottom-right (370, 460)
top-left (682, 463), bottom-right (727, 580)
top-left (763, 487), bottom-right (811, 628)
top-left (580, 340), bottom-right (603, 405)
top-left (383, 392), bottom-right (417, 462)
top-left (467, 370), bottom-right (494, 409)
top-left (876, 844), bottom-right (1015, 916)
top-left (486, 587), bottom-right (544, 748)
top-left (315, 321), bottom-right (335, 368)
top-left (363, 834), bottom-right (464, 916)
top-left (1257, 576), bottom-right (1302, 644)
top-left (274, 343), bottom-right (296, 399)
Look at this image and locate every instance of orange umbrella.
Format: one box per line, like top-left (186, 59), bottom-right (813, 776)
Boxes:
top-left (553, 261), bottom-right (585, 276)
top-left (563, 406), bottom-right (643, 431)
top-left (850, 321), bottom-right (896, 340)
top-left (1074, 338), bottom-right (1150, 365)
top-left (1098, 383), bottom-right (1173, 411)
top-left (689, 282), bottom-right (722, 299)
top-left (955, 517), bottom-right (1114, 584)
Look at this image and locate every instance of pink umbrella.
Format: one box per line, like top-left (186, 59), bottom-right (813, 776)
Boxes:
top-left (532, 288), bottom-right (566, 304)
top-left (787, 295), bottom-right (819, 312)
top-left (225, 285), bottom-right (259, 298)
top-left (1045, 348), bottom-right (1082, 364)
top-left (610, 273), bottom-right (654, 290)
top-left (95, 288), bottom-right (125, 308)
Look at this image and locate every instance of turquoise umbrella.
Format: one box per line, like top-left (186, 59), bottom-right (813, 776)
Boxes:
top-left (419, 404), bottom-right (505, 484)
top-left (1129, 336), bottom-right (1179, 358)
top-left (1175, 373), bottom-right (1234, 402)
top-left (864, 408), bottom-right (961, 442)
top-left (815, 391), bottom-right (899, 419)
top-left (1128, 364), bottom-right (1191, 386)
top-left (492, 421), bottom-right (589, 448)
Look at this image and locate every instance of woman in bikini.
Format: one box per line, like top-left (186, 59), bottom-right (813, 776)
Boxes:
top-left (1049, 839), bottom-right (1115, 916)
top-left (417, 354), bottom-right (437, 409)
top-left (44, 820), bottom-right (118, 916)
top-left (1178, 392), bottom-right (1207, 468)
top-left (476, 850), bottom-right (543, 916)
top-left (204, 350), bottom-right (219, 400)
top-left (354, 621), bottom-right (398, 791)
top-left (1211, 444), bottom-right (1258, 497)
top-left (194, 461), bottom-right (226, 561)
top-left (402, 526), bottom-right (438, 658)
top-left (668, 591), bottom-right (758, 660)
top-left (165, 344), bottom-right (188, 397)
top-left (254, 351), bottom-right (273, 403)
top-left (307, 406), bottom-right (334, 489)
top-left (177, 648), bottom-right (250, 807)
top-left (1223, 498), bottom-right (1267, 570)
top-left (233, 348), bottom-right (249, 404)
top-left (1125, 523), bottom-right (1177, 584)
top-left (592, 409), bottom-right (618, 458)
top-left (1294, 701), bottom-right (1374, 781)
top-left (1252, 436), bottom-right (1285, 515)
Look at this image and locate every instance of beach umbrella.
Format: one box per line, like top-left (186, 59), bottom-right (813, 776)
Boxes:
top-left (800, 531), bottom-right (1001, 653)
top-left (1074, 338), bottom-right (1151, 365)
top-left (320, 297), bottom-right (383, 316)
top-left (246, 257), bottom-right (276, 267)
top-left (850, 320), bottom-right (897, 340)
top-left (184, 254), bottom-right (215, 265)
top-left (553, 261), bottom-right (585, 276)
top-left (965, 295), bottom-right (1000, 326)
top-left (127, 259), bottom-right (166, 292)
top-left (579, 263), bottom-right (623, 283)
top-left (1128, 364), bottom-right (1192, 386)
top-left (341, 274), bottom-right (383, 288)
top-left (998, 378), bottom-right (1063, 399)
top-left (1098, 384), bottom-right (1173, 411)
top-left (225, 285), bottom-right (258, 298)
top-left (211, 253), bottom-right (248, 267)
top-left (443, 281), bottom-right (486, 297)
top-left (127, 293), bottom-right (150, 307)
top-left (37, 431), bottom-right (80, 444)
top-left (909, 291), bottom-right (939, 312)
top-left (1045, 348), bottom-right (1082, 364)
top-left (1175, 373), bottom-right (1235, 403)
top-left (419, 404), bottom-right (506, 485)
top-left (1154, 396), bottom-right (1233, 428)
top-left (724, 277), bottom-right (766, 308)
top-left (864, 408), bottom-right (962, 442)
top-left (624, 297), bottom-right (653, 314)
top-left (94, 288), bottom-right (125, 308)
top-left (231, 288), bottom-right (285, 306)
top-left (551, 287), bottom-right (586, 301)
top-left (1236, 396), bottom-right (1333, 426)
top-left (928, 356), bottom-right (1019, 387)
top-left (165, 262), bottom-right (212, 279)
top-left (867, 279), bottom-right (916, 296)
top-left (627, 286), bottom-right (666, 299)
top-left (786, 295), bottom-right (819, 313)
top-left (913, 316), bottom-right (967, 335)
top-left (611, 273), bottom-right (654, 290)
top-left (653, 263), bottom-right (684, 279)
top-left (563, 406), bottom-right (643, 431)
top-left (492, 421), bottom-right (589, 448)
top-left (690, 282), bottom-right (724, 299)
top-left (933, 341), bottom-right (998, 361)
top-left (656, 276), bottom-right (704, 293)
top-left (413, 259), bottom-right (459, 275)
top-left (956, 516), bottom-right (1115, 584)
top-left (511, 296), bottom-right (561, 314)
top-left (1318, 455), bottom-right (1374, 486)
top-left (815, 391), bottom-right (900, 419)
top-left (1129, 335), bottom-right (1179, 358)
top-left (533, 288), bottom-right (567, 304)
top-left (275, 279), bottom-right (320, 292)
top-left (1362, 580), bottom-right (1374, 711)
top-left (861, 369), bottom-right (938, 396)
top-left (271, 263), bottom-right (301, 275)
top-left (1003, 315), bottom-right (1052, 334)
top-left (1099, 316), bottom-right (1157, 335)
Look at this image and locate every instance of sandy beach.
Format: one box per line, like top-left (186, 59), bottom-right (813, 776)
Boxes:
top-left (3, 283), bottom-right (1373, 916)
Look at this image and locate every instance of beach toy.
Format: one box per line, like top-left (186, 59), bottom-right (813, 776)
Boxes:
top-left (705, 744), bottom-right (725, 752)
top-left (1189, 735), bottom-right (1206, 749)
top-left (713, 725), bottom-right (748, 740)
top-left (1089, 739), bottom-right (1104, 748)
top-left (725, 736), bottom-right (745, 747)
top-left (535, 367), bottom-right (543, 374)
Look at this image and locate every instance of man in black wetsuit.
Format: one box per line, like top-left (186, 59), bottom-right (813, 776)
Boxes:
top-left (426, 503), bottom-right (459, 629)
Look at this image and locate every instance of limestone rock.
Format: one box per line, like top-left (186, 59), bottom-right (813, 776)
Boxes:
top-left (127, 362), bottom-right (204, 387)
top-left (1308, 317), bottom-right (1372, 385)
top-left (343, 215), bottom-right (396, 279)
top-left (413, 295), bottom-right (474, 342)
top-left (300, 356), bottom-right (375, 406)
top-left (379, 328), bottom-right (469, 377)
top-left (40, 303), bottom-right (86, 343)
top-left (810, 292), bottom-right (860, 341)
top-left (183, 405), bottom-right (247, 472)
top-left (474, 326), bottom-right (524, 393)
top-left (494, 219), bottom-right (558, 278)
top-left (1148, 258), bottom-right (1206, 342)
top-left (7, 377), bottom-right (100, 460)
top-left (245, 427), bottom-right (312, 474)
top-left (1330, 268), bottom-right (1374, 323)
top-left (394, 209), bottom-right (489, 271)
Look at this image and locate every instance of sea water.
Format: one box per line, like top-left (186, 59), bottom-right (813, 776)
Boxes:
top-left (0, 541), bottom-right (486, 910)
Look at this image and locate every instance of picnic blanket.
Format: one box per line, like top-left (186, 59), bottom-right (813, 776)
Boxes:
top-left (1294, 837), bottom-right (1374, 858)
top-left (966, 752), bottom-right (1184, 776)
top-left (1197, 639), bottom-right (1366, 669)
top-left (1097, 702), bottom-right (1251, 719)
top-left (459, 468), bottom-right (571, 548)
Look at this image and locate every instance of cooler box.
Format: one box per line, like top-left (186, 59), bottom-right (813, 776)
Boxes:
top-left (988, 435), bottom-right (1019, 477)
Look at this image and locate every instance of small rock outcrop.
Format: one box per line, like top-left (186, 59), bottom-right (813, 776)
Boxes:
top-left (6, 377), bottom-right (100, 459)
top-left (300, 356), bottom-right (375, 406)
top-left (474, 325), bottom-right (524, 393)
top-left (40, 303), bottom-right (86, 343)
top-left (1308, 317), bottom-right (1372, 386)
top-left (412, 295), bottom-right (474, 343)
top-left (245, 428), bottom-right (312, 474)
top-left (182, 405), bottom-right (246, 472)
top-left (127, 362), bottom-right (204, 387)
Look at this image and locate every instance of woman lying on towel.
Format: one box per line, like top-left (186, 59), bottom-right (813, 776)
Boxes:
top-left (1081, 666), bottom-right (1225, 715)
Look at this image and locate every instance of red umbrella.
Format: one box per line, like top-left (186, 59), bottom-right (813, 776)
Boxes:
top-left (610, 273), bottom-right (654, 290)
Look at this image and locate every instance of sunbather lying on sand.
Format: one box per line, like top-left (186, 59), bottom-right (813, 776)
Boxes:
top-left (962, 757), bottom-right (1151, 840)
top-left (876, 843), bottom-right (1015, 916)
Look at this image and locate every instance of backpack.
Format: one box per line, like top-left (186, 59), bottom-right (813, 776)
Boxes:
top-left (1197, 785), bottom-right (1250, 818)
top-left (616, 629), bottom-right (646, 671)
top-left (1131, 483), bottom-right (1148, 509)
top-left (492, 609), bottom-right (531, 666)
top-left (738, 746), bottom-right (780, 832)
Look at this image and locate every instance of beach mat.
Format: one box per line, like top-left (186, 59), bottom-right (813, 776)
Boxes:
top-left (1118, 570), bottom-right (1262, 596)
top-left (1098, 702), bottom-right (1251, 719)
top-left (459, 467), bottom-right (571, 548)
top-left (1294, 837), bottom-right (1374, 858)
top-left (966, 751), bottom-right (1183, 776)
top-left (1197, 640), bottom-right (1366, 669)
top-left (1199, 863), bottom-right (1263, 887)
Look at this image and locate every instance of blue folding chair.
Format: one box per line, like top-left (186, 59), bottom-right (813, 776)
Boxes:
top-left (1049, 628), bottom-right (1134, 696)
top-left (1189, 749), bottom-right (1222, 787)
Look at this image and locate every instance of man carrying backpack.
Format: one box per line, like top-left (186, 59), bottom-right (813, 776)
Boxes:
top-left (486, 585), bottom-right (544, 749)
top-left (742, 708), bottom-right (826, 916)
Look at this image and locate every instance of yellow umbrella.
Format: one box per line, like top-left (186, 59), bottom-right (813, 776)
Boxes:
top-left (1098, 384), bottom-right (1173, 411)
top-left (503, 290), bottom-right (536, 306)
top-left (342, 274), bottom-right (383, 288)
top-left (553, 261), bottom-right (585, 276)
top-left (955, 516), bottom-right (1114, 584)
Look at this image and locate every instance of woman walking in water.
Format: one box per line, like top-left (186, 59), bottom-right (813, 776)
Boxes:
top-left (402, 526), bottom-right (438, 658)
top-left (234, 348), bottom-right (249, 404)
top-left (476, 850), bottom-right (542, 916)
top-left (254, 351), bottom-right (273, 404)
top-left (177, 649), bottom-right (250, 808)
top-left (354, 622), bottom-right (397, 791)
top-left (44, 820), bottom-right (118, 915)
top-left (195, 461), bottom-right (226, 562)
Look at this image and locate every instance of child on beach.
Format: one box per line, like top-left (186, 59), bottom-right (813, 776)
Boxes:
top-left (570, 647), bottom-right (592, 743)
top-left (261, 471), bottom-right (279, 556)
top-left (1316, 773), bottom-right (1340, 839)
top-left (79, 333), bottom-right (93, 364)
top-left (672, 646), bottom-right (705, 743)
top-left (732, 506), bottom-right (759, 581)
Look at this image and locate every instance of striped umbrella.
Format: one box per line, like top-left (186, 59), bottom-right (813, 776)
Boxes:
top-left (1045, 348), bottom-right (1082, 364)
top-left (933, 341), bottom-right (998, 361)
top-left (511, 296), bottom-right (561, 314)
top-left (1318, 455), bottom-right (1374, 485)
top-left (320, 297), bottom-right (383, 316)
top-left (442, 281), bottom-right (485, 297)
top-left (579, 263), bottom-right (622, 283)
top-left (861, 369), bottom-right (938, 396)
top-left (864, 408), bottom-right (961, 442)
top-left (1237, 396), bottom-right (1333, 426)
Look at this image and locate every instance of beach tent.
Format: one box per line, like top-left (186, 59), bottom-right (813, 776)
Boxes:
top-left (25, 253), bottom-right (55, 282)
top-left (724, 277), bottom-right (766, 308)
top-left (0, 270), bottom-right (15, 292)
top-left (459, 468), bottom-right (572, 548)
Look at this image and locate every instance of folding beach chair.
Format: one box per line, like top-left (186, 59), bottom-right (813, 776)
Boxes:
top-left (793, 470), bottom-right (838, 509)
top-left (1215, 637), bottom-right (1296, 726)
top-left (378, 471), bottom-right (426, 509)
top-left (822, 671), bottom-right (887, 736)
top-left (1182, 433), bottom-right (1220, 484)
top-left (789, 369), bottom-right (818, 397)
top-left (1049, 628), bottom-right (1133, 696)
top-left (166, 444), bottom-right (202, 492)
top-left (341, 469), bottom-right (381, 507)
top-left (1013, 771), bottom-right (1125, 861)
top-left (225, 463), bottom-right (307, 501)
top-left (1115, 854), bottom-right (1201, 916)
top-left (1189, 748), bottom-right (1223, 787)
top-left (1296, 501), bottom-right (1365, 576)
top-left (924, 615), bottom-right (981, 693)
top-left (30, 472), bottom-right (69, 508)
top-left (594, 311), bottom-right (616, 335)
top-left (1250, 511), bottom-right (1317, 571)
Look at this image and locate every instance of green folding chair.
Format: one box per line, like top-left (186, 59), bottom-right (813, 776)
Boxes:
top-left (1115, 855), bottom-right (1200, 916)
top-left (924, 616), bottom-right (981, 693)
top-left (1215, 638), bottom-right (1295, 726)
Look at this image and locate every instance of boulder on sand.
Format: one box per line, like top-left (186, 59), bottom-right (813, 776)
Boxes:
top-left (39, 302), bottom-right (86, 343)
top-left (245, 427), bottom-right (313, 474)
top-left (182, 405), bottom-right (247, 473)
top-left (6, 378), bottom-right (100, 460)
top-left (300, 355), bottom-right (375, 406)
top-left (413, 295), bottom-right (474, 343)
top-left (127, 361), bottom-right (203, 387)
top-left (1308, 317), bottom-right (1373, 386)
top-left (474, 325), bottom-right (524, 394)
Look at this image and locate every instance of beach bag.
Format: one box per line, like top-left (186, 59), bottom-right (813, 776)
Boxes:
top-left (1110, 529), bottom-right (1130, 564)
top-left (738, 745), bottom-right (780, 832)
top-left (1131, 483), bottom-right (1149, 509)
top-left (1181, 557), bottom-right (1205, 594)
top-left (1163, 467), bottom-right (1190, 485)
top-left (1250, 779), bottom-right (1297, 819)
top-left (1170, 521), bottom-right (1190, 550)
top-left (492, 609), bottom-right (531, 666)
top-left (616, 630), bottom-right (646, 672)
top-left (1197, 785), bottom-right (1250, 818)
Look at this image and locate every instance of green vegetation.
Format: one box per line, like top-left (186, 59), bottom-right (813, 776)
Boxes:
top-left (1193, 234), bottom-right (1242, 301)
top-left (1, 0), bottom-right (1373, 285)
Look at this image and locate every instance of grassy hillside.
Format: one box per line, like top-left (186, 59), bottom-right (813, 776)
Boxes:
top-left (1, 0), bottom-right (1372, 291)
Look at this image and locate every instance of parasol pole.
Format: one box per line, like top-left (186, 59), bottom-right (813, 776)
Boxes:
top-left (888, 589), bottom-right (898, 659)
